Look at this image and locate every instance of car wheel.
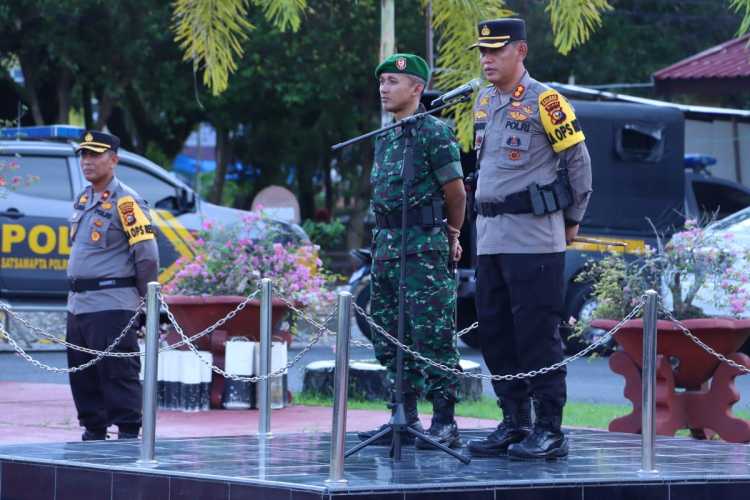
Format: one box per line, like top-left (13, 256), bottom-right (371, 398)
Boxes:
top-left (563, 282), bottom-right (613, 356)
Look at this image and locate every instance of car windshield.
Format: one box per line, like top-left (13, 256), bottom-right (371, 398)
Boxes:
top-left (708, 206), bottom-right (750, 233)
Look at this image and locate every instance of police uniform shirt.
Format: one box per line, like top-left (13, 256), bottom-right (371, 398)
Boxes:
top-left (474, 71), bottom-right (592, 254)
top-left (67, 177), bottom-right (159, 314)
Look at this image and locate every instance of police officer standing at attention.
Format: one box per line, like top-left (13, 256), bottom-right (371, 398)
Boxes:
top-left (67, 131), bottom-right (159, 441)
top-left (465, 19), bottom-right (592, 459)
top-left (357, 53), bottom-right (467, 449)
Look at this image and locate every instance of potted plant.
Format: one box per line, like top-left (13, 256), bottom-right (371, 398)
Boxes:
top-left (162, 211), bottom-right (336, 407)
top-left (577, 218), bottom-right (750, 441)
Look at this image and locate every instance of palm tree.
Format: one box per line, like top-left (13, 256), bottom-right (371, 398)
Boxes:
top-left (173, 0), bottom-right (749, 145)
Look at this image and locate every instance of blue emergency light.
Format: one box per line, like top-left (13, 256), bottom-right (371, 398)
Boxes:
top-left (0, 125), bottom-right (84, 140)
top-left (684, 154), bottom-right (717, 169)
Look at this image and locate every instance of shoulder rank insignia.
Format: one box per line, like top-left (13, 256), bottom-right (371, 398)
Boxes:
top-left (79, 194), bottom-right (88, 205)
top-left (538, 89), bottom-right (585, 153)
top-left (117, 195), bottom-right (155, 246)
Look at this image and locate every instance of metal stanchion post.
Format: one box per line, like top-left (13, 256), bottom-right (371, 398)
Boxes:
top-left (138, 281), bottom-right (160, 465)
top-left (639, 289), bottom-right (659, 474)
top-left (327, 291), bottom-right (352, 484)
top-left (258, 278), bottom-right (273, 436)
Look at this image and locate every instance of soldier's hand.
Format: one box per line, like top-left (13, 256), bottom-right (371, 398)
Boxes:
top-left (450, 237), bottom-right (463, 262)
top-left (565, 224), bottom-right (580, 245)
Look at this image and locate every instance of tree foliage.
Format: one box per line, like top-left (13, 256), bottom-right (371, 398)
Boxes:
top-left (172, 0), bottom-right (306, 96)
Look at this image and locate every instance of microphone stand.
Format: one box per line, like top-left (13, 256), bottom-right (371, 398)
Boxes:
top-left (334, 95), bottom-right (471, 465)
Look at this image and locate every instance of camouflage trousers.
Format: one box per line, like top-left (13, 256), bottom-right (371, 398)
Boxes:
top-left (370, 250), bottom-right (461, 401)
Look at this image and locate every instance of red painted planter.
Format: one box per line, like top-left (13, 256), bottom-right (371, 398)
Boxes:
top-left (592, 318), bottom-right (750, 389)
top-left (592, 317), bottom-right (750, 442)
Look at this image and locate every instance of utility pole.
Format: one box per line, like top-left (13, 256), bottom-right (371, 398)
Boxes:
top-left (425, 0), bottom-right (434, 87)
top-left (380, 0), bottom-right (395, 126)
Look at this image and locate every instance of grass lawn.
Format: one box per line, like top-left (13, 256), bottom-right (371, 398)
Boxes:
top-left (294, 393), bottom-right (750, 430)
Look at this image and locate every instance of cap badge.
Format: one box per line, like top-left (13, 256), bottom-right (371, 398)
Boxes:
top-left (84, 133), bottom-right (93, 142)
top-left (481, 25), bottom-right (490, 36)
top-left (395, 57), bottom-right (407, 71)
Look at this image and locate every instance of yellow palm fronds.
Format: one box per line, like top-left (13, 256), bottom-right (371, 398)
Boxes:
top-left (729, 0), bottom-right (750, 36)
top-left (173, 0), bottom-right (306, 96)
top-left (429, 0), bottom-right (513, 150)
top-left (546, 0), bottom-right (612, 55)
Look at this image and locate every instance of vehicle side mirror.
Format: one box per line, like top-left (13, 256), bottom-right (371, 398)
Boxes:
top-left (178, 187), bottom-right (196, 212)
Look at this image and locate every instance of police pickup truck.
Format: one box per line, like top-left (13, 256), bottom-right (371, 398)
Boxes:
top-left (0, 126), bottom-right (306, 314)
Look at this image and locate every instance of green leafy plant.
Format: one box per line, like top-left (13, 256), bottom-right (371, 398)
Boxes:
top-left (574, 219), bottom-right (750, 335)
top-left (163, 210), bottom-right (337, 320)
top-left (301, 218), bottom-right (346, 252)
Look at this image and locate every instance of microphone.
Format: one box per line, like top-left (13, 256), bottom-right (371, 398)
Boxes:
top-left (430, 79), bottom-right (482, 107)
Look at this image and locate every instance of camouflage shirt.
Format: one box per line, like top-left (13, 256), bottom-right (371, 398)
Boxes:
top-left (371, 113), bottom-right (463, 260)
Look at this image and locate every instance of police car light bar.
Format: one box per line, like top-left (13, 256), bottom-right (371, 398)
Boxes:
top-left (0, 125), bottom-right (85, 140)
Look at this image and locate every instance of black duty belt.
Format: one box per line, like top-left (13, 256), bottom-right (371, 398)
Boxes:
top-left (375, 203), bottom-right (444, 230)
top-left (476, 173), bottom-right (573, 217)
top-left (69, 277), bottom-right (137, 293)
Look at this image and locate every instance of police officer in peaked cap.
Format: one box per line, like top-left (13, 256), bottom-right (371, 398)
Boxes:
top-left (66, 130), bottom-right (159, 441)
top-left (466, 18), bottom-right (593, 459)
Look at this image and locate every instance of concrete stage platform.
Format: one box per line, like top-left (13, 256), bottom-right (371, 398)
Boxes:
top-left (1, 428), bottom-right (750, 500)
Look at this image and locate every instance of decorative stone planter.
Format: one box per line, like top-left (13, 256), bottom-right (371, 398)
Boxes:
top-left (592, 317), bottom-right (750, 442)
top-left (163, 295), bottom-right (292, 408)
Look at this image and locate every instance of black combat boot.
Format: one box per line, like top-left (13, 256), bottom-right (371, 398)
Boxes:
top-left (416, 395), bottom-right (461, 449)
top-left (357, 393), bottom-right (424, 446)
top-left (81, 428), bottom-right (107, 441)
top-left (118, 425), bottom-right (140, 440)
top-left (467, 399), bottom-right (531, 456)
top-left (508, 399), bottom-right (568, 460)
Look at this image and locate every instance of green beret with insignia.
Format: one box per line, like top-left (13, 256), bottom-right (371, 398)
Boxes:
top-left (375, 53), bottom-right (430, 83)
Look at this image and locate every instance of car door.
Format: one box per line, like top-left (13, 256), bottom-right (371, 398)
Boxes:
top-left (115, 162), bottom-right (196, 284)
top-left (0, 152), bottom-right (76, 297)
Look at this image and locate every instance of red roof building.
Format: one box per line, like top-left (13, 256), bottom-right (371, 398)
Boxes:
top-left (654, 34), bottom-right (750, 96)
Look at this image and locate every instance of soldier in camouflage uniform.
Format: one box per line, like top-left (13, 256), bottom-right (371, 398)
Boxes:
top-left (465, 19), bottom-right (592, 460)
top-left (357, 53), bottom-right (467, 449)
top-left (67, 131), bottom-right (159, 441)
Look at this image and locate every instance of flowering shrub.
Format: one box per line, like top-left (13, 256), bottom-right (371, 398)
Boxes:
top-left (0, 158), bottom-right (40, 195)
top-left (576, 219), bottom-right (750, 329)
top-left (162, 211), bottom-right (336, 318)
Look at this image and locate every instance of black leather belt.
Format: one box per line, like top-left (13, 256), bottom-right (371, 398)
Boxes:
top-left (375, 203), bottom-right (444, 230)
top-left (69, 277), bottom-right (137, 293)
top-left (476, 174), bottom-right (573, 217)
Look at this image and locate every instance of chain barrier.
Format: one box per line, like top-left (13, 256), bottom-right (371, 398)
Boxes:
top-left (0, 307), bottom-right (143, 373)
top-left (0, 300), bottom-right (144, 358)
top-left (660, 306), bottom-right (750, 375)
top-left (160, 292), bottom-right (338, 382)
top-left (0, 287), bottom-right (262, 358)
top-left (352, 298), bottom-right (646, 381)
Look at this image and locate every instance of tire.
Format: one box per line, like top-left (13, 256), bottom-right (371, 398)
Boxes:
top-left (562, 281), bottom-right (614, 356)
